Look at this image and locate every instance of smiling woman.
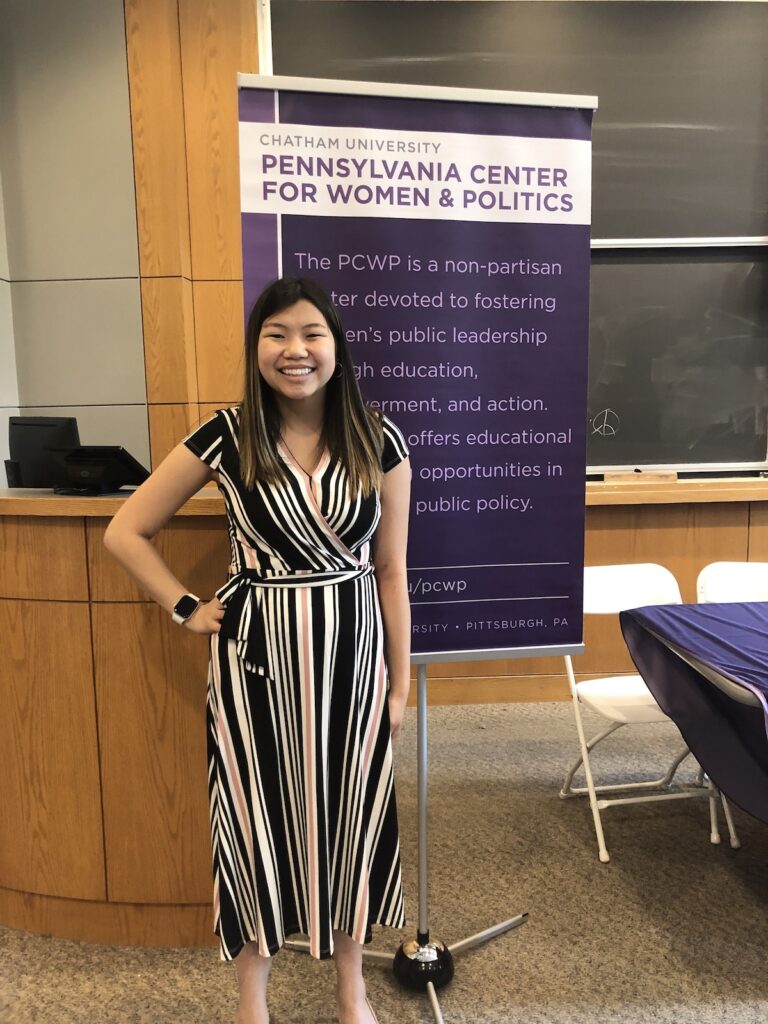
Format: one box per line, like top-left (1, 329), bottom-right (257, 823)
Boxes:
top-left (103, 276), bottom-right (411, 1024)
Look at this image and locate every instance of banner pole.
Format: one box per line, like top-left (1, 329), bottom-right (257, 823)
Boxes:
top-left (417, 662), bottom-right (429, 941)
top-left (391, 660), bottom-right (528, 1023)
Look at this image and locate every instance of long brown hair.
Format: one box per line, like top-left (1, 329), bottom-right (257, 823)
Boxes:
top-left (239, 277), bottom-right (384, 494)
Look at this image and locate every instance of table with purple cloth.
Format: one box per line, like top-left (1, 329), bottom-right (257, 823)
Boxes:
top-left (620, 602), bottom-right (768, 824)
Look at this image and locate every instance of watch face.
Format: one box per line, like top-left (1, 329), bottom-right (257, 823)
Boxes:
top-left (174, 594), bottom-right (199, 620)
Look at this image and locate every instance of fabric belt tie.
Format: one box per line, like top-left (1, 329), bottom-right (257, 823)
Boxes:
top-left (213, 564), bottom-right (374, 677)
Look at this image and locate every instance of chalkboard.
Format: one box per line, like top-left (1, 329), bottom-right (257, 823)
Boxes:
top-left (270, 0), bottom-right (768, 467)
top-left (272, 0), bottom-right (768, 239)
top-left (588, 251), bottom-right (768, 469)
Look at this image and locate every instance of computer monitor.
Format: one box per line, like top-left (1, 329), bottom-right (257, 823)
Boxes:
top-left (8, 416), bottom-right (81, 487)
top-left (47, 445), bottom-right (150, 494)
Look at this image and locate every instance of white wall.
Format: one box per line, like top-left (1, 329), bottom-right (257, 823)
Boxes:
top-left (0, 0), bottom-right (149, 474)
top-left (0, 164), bottom-right (20, 470)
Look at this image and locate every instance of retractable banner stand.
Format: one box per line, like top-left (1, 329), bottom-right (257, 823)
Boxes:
top-left (238, 75), bottom-right (595, 662)
top-left (239, 75), bottom-right (596, 1014)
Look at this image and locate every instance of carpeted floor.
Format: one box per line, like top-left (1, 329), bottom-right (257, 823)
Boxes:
top-left (2, 702), bottom-right (767, 1024)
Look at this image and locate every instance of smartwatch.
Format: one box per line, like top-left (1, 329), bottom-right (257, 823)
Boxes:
top-left (172, 593), bottom-right (201, 625)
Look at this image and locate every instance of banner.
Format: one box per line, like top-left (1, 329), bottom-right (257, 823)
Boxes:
top-left (238, 76), bottom-right (595, 659)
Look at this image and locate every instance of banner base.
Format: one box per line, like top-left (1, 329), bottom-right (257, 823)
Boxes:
top-left (286, 662), bottom-right (530, 1022)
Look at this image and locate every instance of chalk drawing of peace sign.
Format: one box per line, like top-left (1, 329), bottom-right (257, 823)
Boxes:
top-left (591, 409), bottom-right (620, 437)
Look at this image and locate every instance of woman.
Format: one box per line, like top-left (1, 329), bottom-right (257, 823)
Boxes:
top-left (104, 277), bottom-right (411, 1024)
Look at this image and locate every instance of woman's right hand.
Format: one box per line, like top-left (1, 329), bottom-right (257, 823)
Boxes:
top-left (184, 597), bottom-right (225, 634)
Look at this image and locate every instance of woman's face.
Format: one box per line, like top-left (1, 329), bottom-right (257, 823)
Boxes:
top-left (257, 299), bottom-right (337, 404)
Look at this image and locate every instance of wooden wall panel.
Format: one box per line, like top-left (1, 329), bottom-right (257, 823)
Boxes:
top-left (418, 674), bottom-right (569, 705)
top-left (747, 503), bottom-right (768, 560)
top-left (88, 517), bottom-right (230, 602)
top-left (179, 0), bottom-right (260, 279)
top-left (148, 401), bottom-right (199, 469)
top-left (200, 401), bottom-right (227, 421)
top-left (93, 603), bottom-right (212, 903)
top-left (584, 503), bottom-right (749, 599)
top-left (426, 652), bottom-right (563, 680)
top-left (0, 516), bottom-right (88, 600)
top-left (125, 0), bottom-right (191, 278)
top-left (142, 277), bottom-right (198, 404)
top-left (0, 886), bottom-right (215, 948)
top-left (126, 0), bottom-right (258, 482)
top-left (0, 601), bottom-right (105, 899)
top-left (194, 279), bottom-right (246, 402)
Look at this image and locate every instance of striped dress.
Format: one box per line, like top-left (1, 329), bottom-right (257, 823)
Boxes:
top-left (182, 406), bottom-right (408, 961)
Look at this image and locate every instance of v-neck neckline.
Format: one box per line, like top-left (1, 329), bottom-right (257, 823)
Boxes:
top-left (278, 439), bottom-right (330, 480)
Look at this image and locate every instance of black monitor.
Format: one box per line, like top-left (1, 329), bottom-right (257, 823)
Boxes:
top-left (8, 416), bottom-right (80, 487)
top-left (47, 445), bottom-right (150, 495)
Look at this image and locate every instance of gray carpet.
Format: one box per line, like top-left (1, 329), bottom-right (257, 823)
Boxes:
top-left (2, 702), bottom-right (767, 1024)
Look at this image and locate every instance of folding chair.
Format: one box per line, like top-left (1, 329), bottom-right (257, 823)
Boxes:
top-left (686, 559), bottom-right (768, 847)
top-left (697, 561), bottom-right (768, 603)
top-left (560, 563), bottom-right (731, 862)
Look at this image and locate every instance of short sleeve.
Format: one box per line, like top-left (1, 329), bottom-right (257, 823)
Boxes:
top-left (380, 415), bottom-right (409, 473)
top-left (181, 410), bottom-right (224, 469)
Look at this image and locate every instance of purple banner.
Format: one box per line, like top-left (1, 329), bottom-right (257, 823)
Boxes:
top-left (238, 81), bottom-right (593, 658)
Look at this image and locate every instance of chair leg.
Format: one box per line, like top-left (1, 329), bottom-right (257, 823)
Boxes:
top-left (569, 692), bottom-right (610, 863)
top-left (559, 721), bottom-right (624, 798)
top-left (707, 778), bottom-right (721, 845)
top-left (719, 792), bottom-right (741, 849)
top-left (659, 746), bottom-right (693, 788)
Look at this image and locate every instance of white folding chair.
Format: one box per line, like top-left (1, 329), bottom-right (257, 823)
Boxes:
top-left (697, 561), bottom-right (768, 603)
top-left (685, 560), bottom-right (768, 847)
top-left (560, 563), bottom-right (731, 862)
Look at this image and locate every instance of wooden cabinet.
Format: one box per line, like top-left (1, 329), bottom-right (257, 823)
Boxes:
top-left (93, 603), bottom-right (211, 904)
top-left (0, 599), bottom-right (104, 900)
top-left (1, 481), bottom-right (767, 945)
top-left (0, 496), bottom-right (227, 947)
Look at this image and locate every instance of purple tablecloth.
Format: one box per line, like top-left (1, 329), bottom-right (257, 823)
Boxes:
top-left (620, 602), bottom-right (768, 824)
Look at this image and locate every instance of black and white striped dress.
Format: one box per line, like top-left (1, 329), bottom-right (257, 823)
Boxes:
top-left (182, 406), bottom-right (408, 961)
